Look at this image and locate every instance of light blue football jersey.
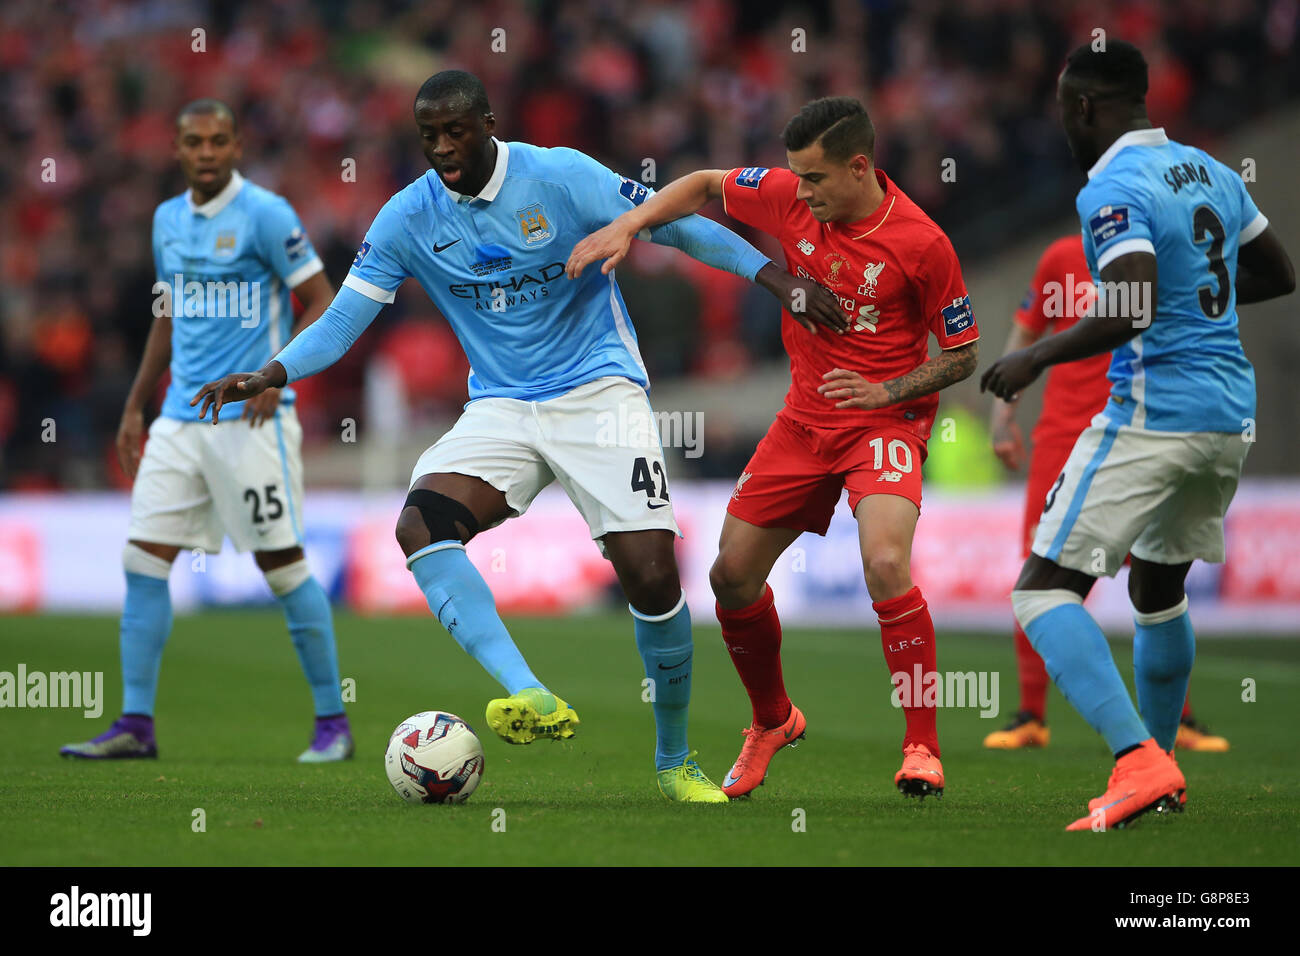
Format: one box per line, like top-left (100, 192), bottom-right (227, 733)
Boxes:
top-left (337, 139), bottom-right (760, 402)
top-left (152, 170), bottom-right (323, 420)
top-left (1077, 128), bottom-right (1267, 432)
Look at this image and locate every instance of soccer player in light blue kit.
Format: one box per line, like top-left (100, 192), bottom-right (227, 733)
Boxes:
top-left (983, 42), bottom-right (1294, 830)
top-left (62, 100), bottom-right (353, 763)
top-left (194, 70), bottom-right (847, 801)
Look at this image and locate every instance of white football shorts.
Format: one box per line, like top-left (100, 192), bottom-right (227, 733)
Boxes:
top-left (410, 376), bottom-right (680, 541)
top-left (127, 405), bottom-right (305, 554)
top-left (1031, 414), bottom-right (1250, 576)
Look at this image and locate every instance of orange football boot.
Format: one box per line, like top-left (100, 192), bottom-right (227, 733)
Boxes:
top-left (1175, 717), bottom-right (1230, 752)
top-left (721, 703), bottom-right (807, 798)
top-left (983, 710), bottom-right (1050, 749)
top-left (1071, 738), bottom-right (1185, 831)
top-left (895, 742), bottom-right (944, 799)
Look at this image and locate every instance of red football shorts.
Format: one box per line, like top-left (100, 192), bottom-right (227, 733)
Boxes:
top-left (727, 412), bottom-right (926, 535)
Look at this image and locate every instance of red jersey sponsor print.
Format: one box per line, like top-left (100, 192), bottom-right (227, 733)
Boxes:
top-left (721, 166), bottom-right (979, 439)
top-left (1014, 234), bottom-right (1112, 445)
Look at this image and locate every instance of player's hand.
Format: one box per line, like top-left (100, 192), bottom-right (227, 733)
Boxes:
top-left (191, 371), bottom-right (270, 424)
top-left (756, 265), bottom-right (851, 335)
top-left (990, 407), bottom-right (1026, 471)
top-left (240, 386), bottom-right (282, 429)
top-left (818, 368), bottom-right (891, 410)
top-left (980, 348), bottom-right (1043, 402)
top-left (116, 408), bottom-right (146, 480)
top-left (566, 222), bottom-right (637, 278)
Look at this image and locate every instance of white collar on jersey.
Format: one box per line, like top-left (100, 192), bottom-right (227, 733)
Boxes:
top-left (442, 137), bottom-right (509, 203)
top-left (1087, 127), bottom-right (1169, 180)
top-left (187, 169), bottom-right (246, 217)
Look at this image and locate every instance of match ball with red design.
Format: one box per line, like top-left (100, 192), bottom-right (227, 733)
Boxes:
top-left (385, 711), bottom-right (485, 804)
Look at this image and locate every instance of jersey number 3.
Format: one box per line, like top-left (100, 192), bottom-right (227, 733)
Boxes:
top-left (1193, 205), bottom-right (1230, 319)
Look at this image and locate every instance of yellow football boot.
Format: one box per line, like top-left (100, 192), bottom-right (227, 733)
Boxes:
top-left (657, 751), bottom-right (729, 803)
top-left (485, 687), bottom-right (579, 744)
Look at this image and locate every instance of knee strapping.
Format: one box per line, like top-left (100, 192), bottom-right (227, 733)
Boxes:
top-left (403, 489), bottom-right (480, 544)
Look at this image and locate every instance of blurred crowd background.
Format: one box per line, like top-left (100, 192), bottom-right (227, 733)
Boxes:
top-left (2, 0), bottom-right (1298, 489)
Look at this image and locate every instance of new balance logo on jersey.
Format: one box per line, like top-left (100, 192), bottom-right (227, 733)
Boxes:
top-left (857, 261), bottom-right (886, 297)
top-left (877, 471), bottom-right (903, 482)
top-left (797, 238), bottom-right (815, 255)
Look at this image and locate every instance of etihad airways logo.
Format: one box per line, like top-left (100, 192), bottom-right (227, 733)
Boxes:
top-left (449, 262), bottom-right (567, 310)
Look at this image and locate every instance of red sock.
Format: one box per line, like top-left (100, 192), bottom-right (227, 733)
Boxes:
top-left (716, 584), bottom-right (790, 729)
top-left (874, 586), bottom-right (940, 757)
top-left (1181, 694), bottom-right (1193, 722)
top-left (1014, 621), bottom-right (1048, 721)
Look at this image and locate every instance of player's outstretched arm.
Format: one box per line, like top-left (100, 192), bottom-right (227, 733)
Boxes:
top-left (191, 284), bottom-right (384, 423)
top-left (117, 306), bottom-right (173, 479)
top-left (982, 252), bottom-right (1155, 401)
top-left (239, 271), bottom-right (339, 429)
top-left (1236, 225), bottom-right (1295, 304)
top-left (566, 170), bottom-right (727, 278)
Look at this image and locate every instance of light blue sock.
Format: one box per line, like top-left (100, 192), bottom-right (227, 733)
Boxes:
top-left (120, 570), bottom-right (173, 716)
top-left (409, 542), bottom-right (542, 694)
top-left (631, 591), bottom-right (693, 772)
top-left (277, 576), bottom-right (344, 717)
top-left (1020, 599), bottom-right (1149, 755)
top-left (1133, 599), bottom-right (1195, 752)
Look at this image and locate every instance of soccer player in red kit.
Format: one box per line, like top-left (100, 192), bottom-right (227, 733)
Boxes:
top-left (984, 234), bottom-right (1229, 751)
top-left (568, 97), bottom-right (980, 798)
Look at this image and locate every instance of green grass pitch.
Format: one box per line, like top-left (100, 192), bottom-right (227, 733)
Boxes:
top-left (2, 611), bottom-right (1296, 866)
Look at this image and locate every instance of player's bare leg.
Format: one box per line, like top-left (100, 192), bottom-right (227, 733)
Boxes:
top-left (710, 516), bottom-right (806, 797)
top-left (253, 545), bottom-right (351, 762)
top-left (603, 530), bottom-right (726, 802)
top-left (1012, 555), bottom-right (1184, 829)
top-left (60, 539), bottom-right (179, 759)
top-left (855, 493), bottom-right (944, 798)
top-left (397, 473), bottom-right (578, 745)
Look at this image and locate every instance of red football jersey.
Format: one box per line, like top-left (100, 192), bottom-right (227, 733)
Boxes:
top-left (721, 166), bottom-right (979, 439)
top-left (1014, 235), bottom-right (1112, 444)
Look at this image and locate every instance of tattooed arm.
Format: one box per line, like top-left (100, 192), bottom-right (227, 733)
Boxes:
top-left (817, 341), bottom-right (979, 410)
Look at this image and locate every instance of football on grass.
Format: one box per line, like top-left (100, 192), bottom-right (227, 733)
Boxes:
top-left (385, 711), bottom-right (485, 804)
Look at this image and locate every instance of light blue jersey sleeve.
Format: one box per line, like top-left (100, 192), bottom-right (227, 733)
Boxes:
top-left (1082, 181), bottom-right (1155, 273)
top-left (274, 286), bottom-right (384, 382)
top-left (1234, 172), bottom-right (1268, 245)
top-left (343, 196), bottom-right (412, 303)
top-left (256, 197), bottom-right (324, 289)
top-left (557, 148), bottom-right (770, 280)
